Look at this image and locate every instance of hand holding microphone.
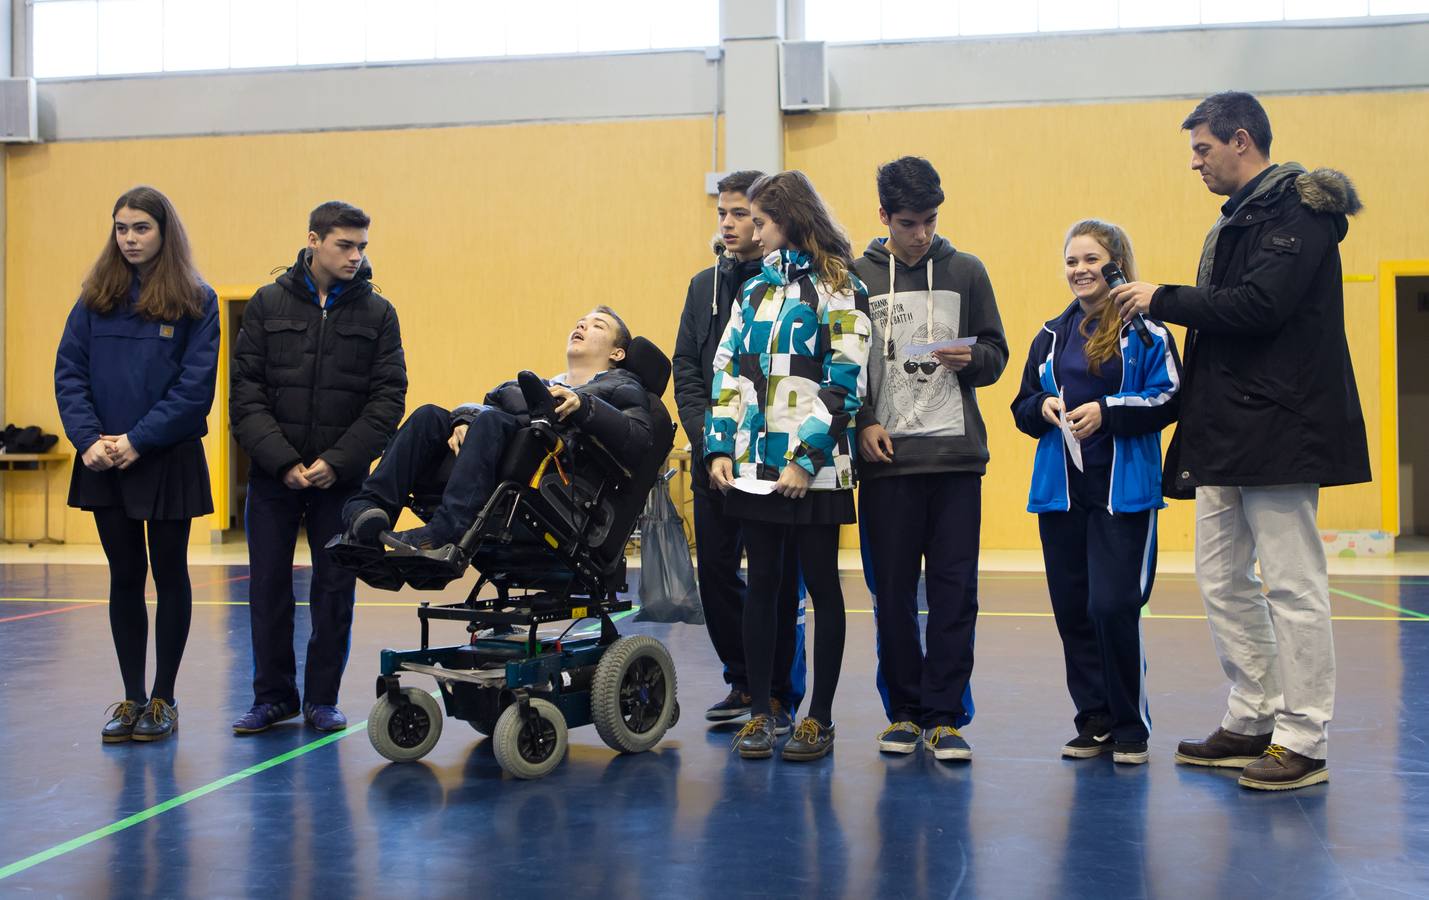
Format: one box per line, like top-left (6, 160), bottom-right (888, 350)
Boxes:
top-left (1102, 262), bottom-right (1155, 348)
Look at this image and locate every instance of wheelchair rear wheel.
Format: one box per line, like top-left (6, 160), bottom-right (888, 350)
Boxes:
top-left (369, 687), bottom-right (444, 763)
top-left (592, 635), bottom-right (678, 754)
top-left (492, 697), bottom-right (568, 779)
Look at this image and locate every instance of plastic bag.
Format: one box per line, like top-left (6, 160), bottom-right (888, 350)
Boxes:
top-left (635, 470), bottom-right (703, 624)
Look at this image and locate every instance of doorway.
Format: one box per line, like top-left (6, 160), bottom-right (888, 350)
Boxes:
top-left (1399, 275), bottom-right (1429, 547)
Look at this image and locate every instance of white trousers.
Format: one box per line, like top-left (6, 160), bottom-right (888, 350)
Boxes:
top-left (1194, 484), bottom-right (1334, 759)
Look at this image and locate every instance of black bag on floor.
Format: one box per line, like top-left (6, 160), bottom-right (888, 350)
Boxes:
top-left (635, 470), bottom-right (703, 624)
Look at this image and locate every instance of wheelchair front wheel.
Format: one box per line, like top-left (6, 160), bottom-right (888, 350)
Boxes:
top-left (492, 697), bottom-right (568, 779)
top-left (592, 635), bottom-right (678, 754)
top-left (369, 687), bottom-right (444, 763)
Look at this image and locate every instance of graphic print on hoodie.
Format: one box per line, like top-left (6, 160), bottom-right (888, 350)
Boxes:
top-left (852, 235), bottom-right (1009, 479)
top-left (865, 237), bottom-right (966, 437)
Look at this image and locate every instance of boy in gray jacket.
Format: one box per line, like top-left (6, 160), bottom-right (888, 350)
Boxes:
top-left (852, 157), bottom-right (1008, 761)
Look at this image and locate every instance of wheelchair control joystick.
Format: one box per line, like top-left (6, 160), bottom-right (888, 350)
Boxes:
top-left (517, 370), bottom-right (559, 424)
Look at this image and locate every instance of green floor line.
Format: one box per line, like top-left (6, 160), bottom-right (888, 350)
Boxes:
top-left (1329, 587), bottom-right (1429, 620)
top-left (0, 606), bottom-right (641, 882)
top-left (0, 724), bottom-right (361, 881)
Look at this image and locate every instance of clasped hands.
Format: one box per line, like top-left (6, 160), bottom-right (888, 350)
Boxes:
top-left (82, 435), bottom-right (139, 472)
top-left (283, 458), bottom-right (337, 490)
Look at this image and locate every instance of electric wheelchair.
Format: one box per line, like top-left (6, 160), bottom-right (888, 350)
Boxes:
top-left (327, 337), bottom-right (678, 779)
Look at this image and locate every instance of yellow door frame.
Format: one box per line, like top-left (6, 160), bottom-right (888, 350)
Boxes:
top-left (1377, 260), bottom-right (1429, 536)
top-left (210, 286), bottom-right (259, 530)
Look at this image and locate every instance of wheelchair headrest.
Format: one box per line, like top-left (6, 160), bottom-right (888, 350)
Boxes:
top-left (618, 336), bottom-right (671, 398)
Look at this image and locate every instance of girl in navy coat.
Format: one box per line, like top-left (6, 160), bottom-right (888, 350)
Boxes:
top-left (55, 186), bottom-right (220, 743)
top-left (1011, 220), bottom-right (1181, 765)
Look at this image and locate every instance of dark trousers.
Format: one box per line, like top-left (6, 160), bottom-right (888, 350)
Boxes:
top-left (692, 490), bottom-right (806, 710)
top-left (246, 469), bottom-right (359, 707)
top-left (742, 520), bottom-right (844, 724)
top-left (342, 404), bottom-right (519, 544)
top-left (1038, 464), bottom-right (1156, 742)
top-left (860, 472), bottom-right (980, 729)
top-left (92, 509), bottom-right (193, 704)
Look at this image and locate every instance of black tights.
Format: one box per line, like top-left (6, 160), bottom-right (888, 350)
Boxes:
top-left (92, 508), bottom-right (193, 704)
top-left (741, 520), bottom-right (845, 725)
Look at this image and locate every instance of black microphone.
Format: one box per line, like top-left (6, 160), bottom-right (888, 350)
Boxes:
top-left (1101, 262), bottom-right (1154, 348)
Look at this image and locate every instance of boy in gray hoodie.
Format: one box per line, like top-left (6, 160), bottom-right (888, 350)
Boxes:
top-left (852, 157), bottom-right (1008, 761)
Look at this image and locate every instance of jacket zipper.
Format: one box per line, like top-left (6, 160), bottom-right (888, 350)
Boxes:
top-left (1043, 324), bottom-right (1070, 513)
top-left (307, 306), bottom-right (328, 456)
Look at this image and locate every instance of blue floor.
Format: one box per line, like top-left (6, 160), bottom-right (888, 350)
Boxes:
top-left (2, 563), bottom-right (1428, 898)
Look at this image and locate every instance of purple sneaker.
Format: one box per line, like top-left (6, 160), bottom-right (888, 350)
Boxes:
top-left (304, 703), bottom-right (348, 732)
top-left (232, 700), bottom-right (300, 735)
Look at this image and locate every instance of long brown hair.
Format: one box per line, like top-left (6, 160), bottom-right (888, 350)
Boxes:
top-left (1064, 219), bottom-right (1138, 376)
top-left (80, 186), bottom-right (204, 321)
top-left (746, 171), bottom-right (855, 295)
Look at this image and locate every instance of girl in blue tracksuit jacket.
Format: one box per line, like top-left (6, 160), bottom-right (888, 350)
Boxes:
top-left (54, 186), bottom-right (219, 745)
top-left (1010, 220), bottom-right (1181, 765)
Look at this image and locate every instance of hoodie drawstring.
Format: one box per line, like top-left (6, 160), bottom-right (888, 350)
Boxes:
top-left (712, 263), bottom-right (720, 316)
top-left (884, 252), bottom-right (937, 360)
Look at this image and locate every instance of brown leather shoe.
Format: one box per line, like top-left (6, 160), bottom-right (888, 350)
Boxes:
top-left (1239, 744), bottom-right (1328, 791)
top-left (1175, 727), bottom-right (1272, 767)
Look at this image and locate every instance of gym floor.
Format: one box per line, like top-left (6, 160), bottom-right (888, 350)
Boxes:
top-left (1, 547), bottom-right (1427, 899)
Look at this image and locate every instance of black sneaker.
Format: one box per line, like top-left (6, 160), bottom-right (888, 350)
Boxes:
top-left (1111, 740), bottom-right (1149, 765)
top-left (782, 717), bottom-right (835, 761)
top-left (924, 725), bottom-right (972, 761)
top-left (131, 699), bottom-right (178, 742)
top-left (733, 714), bottom-right (776, 759)
top-left (877, 721), bottom-right (921, 754)
top-left (382, 526), bottom-right (443, 553)
top-left (705, 689), bottom-right (751, 722)
top-left (1239, 745), bottom-right (1328, 791)
top-left (770, 697), bottom-right (793, 736)
top-left (1063, 727), bottom-right (1112, 759)
top-left (1175, 727), bottom-right (1272, 768)
top-left (344, 506), bottom-right (391, 546)
top-left (102, 699), bottom-right (145, 744)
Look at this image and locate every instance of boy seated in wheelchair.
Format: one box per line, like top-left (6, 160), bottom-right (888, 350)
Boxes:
top-left (337, 305), bottom-right (653, 561)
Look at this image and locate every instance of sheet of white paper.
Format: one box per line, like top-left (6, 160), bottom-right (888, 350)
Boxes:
top-left (903, 336), bottom-right (978, 355)
top-left (732, 477), bottom-right (778, 495)
top-left (1058, 405), bottom-right (1084, 472)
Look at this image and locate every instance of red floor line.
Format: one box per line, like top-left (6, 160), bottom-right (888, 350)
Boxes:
top-left (0, 604), bottom-right (95, 624)
top-left (141, 571), bottom-right (253, 600)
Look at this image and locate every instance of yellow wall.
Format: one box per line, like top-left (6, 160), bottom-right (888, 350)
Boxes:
top-left (7, 90), bottom-right (1425, 549)
top-left (787, 92), bottom-right (1426, 549)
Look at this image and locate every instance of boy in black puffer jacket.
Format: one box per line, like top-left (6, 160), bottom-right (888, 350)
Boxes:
top-left (231, 201), bottom-right (407, 736)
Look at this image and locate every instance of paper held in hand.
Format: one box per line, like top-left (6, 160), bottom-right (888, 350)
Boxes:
top-left (732, 477), bottom-right (778, 495)
top-left (904, 336), bottom-right (978, 355)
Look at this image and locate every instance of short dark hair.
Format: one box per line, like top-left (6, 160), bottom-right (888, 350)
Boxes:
top-left (593, 305), bottom-right (631, 351)
top-left (876, 156), bottom-right (945, 215)
top-left (1181, 91), bottom-right (1273, 155)
top-left (716, 170), bottom-right (765, 197)
top-left (309, 201), bottom-right (371, 239)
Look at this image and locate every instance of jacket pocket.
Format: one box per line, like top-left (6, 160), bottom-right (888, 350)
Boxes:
top-left (333, 321), bottom-right (379, 374)
top-left (262, 317), bottom-right (309, 367)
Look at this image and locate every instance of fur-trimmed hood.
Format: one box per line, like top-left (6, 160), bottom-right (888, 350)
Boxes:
top-left (1295, 167), bottom-right (1363, 217)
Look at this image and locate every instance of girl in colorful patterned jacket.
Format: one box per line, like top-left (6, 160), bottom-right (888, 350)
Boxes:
top-left (704, 170), bottom-right (872, 762)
